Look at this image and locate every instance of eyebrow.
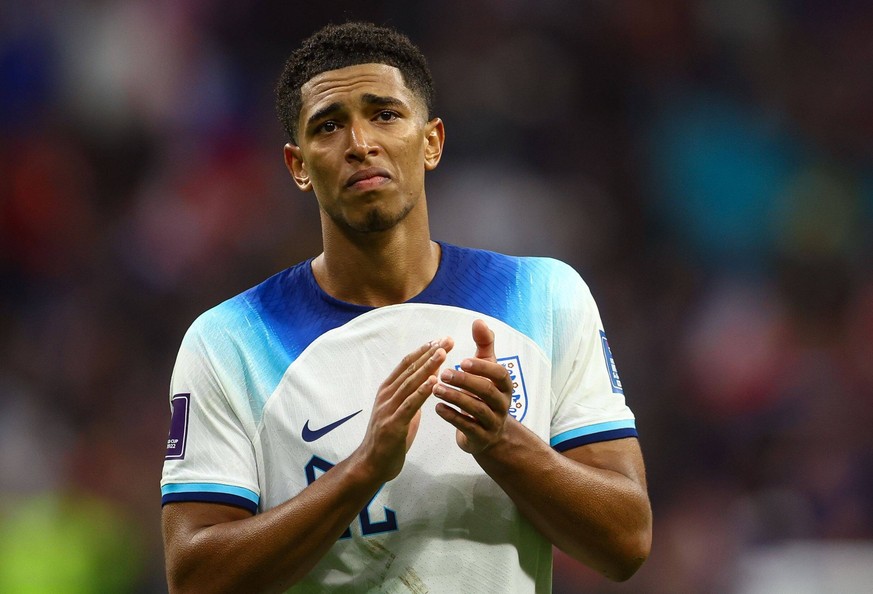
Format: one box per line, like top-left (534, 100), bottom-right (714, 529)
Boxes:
top-left (361, 93), bottom-right (405, 108)
top-left (306, 102), bottom-right (342, 129)
top-left (305, 94), bottom-right (408, 130)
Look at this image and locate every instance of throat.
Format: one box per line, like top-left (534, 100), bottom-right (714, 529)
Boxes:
top-left (313, 240), bottom-right (441, 307)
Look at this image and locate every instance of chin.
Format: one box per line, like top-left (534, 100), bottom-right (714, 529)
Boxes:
top-left (336, 203), bottom-right (415, 234)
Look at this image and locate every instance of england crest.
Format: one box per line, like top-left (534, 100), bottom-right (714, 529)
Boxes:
top-left (455, 355), bottom-right (528, 421)
top-left (499, 355), bottom-right (528, 422)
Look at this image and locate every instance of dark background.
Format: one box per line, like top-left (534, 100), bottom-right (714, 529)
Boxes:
top-left (2, 1), bottom-right (872, 591)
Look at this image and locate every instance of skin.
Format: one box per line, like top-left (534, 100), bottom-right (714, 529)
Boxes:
top-left (162, 63), bottom-right (652, 593)
top-left (285, 62), bottom-right (445, 307)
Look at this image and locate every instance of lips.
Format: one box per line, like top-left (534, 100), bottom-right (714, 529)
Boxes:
top-left (345, 167), bottom-right (391, 188)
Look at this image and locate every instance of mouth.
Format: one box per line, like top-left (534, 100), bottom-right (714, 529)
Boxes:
top-left (346, 167), bottom-right (392, 190)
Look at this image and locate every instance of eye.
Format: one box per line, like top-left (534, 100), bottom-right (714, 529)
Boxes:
top-left (375, 110), bottom-right (398, 122)
top-left (317, 121), bottom-right (338, 134)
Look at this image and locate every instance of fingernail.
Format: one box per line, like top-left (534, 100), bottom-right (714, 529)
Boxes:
top-left (441, 369), bottom-right (453, 381)
top-left (461, 359), bottom-right (472, 370)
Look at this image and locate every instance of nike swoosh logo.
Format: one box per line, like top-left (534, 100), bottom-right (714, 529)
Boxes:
top-left (302, 410), bottom-right (363, 442)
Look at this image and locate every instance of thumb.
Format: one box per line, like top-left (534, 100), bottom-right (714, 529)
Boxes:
top-left (471, 319), bottom-right (496, 362)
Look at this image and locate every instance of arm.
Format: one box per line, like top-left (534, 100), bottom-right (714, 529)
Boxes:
top-left (433, 321), bottom-right (651, 581)
top-left (476, 429), bottom-right (650, 581)
top-left (163, 339), bottom-right (453, 593)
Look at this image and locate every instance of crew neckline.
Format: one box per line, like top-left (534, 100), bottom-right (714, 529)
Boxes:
top-left (302, 241), bottom-right (455, 311)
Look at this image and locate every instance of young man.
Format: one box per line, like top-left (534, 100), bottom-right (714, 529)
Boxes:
top-left (161, 22), bottom-right (651, 593)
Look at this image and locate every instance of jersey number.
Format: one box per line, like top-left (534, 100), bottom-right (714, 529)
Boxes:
top-left (304, 455), bottom-right (398, 538)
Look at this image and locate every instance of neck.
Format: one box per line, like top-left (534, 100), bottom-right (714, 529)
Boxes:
top-left (313, 211), bottom-right (440, 307)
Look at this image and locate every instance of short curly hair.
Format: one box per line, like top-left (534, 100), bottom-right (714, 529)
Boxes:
top-left (276, 22), bottom-right (435, 144)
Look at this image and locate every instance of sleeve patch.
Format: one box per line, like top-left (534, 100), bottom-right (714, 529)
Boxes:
top-left (599, 330), bottom-right (624, 394)
top-left (165, 393), bottom-right (190, 460)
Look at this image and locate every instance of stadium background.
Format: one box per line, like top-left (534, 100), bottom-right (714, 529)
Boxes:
top-left (2, 1), bottom-right (872, 591)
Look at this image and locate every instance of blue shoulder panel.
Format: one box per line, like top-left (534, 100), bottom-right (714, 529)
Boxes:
top-left (413, 243), bottom-right (567, 357)
top-left (195, 244), bottom-right (571, 415)
top-left (195, 261), bottom-right (368, 416)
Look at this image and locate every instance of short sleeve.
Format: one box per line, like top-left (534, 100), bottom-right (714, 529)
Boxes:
top-left (160, 312), bottom-right (261, 513)
top-left (548, 264), bottom-right (637, 452)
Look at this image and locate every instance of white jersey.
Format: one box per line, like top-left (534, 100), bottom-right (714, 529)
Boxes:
top-left (161, 243), bottom-right (637, 593)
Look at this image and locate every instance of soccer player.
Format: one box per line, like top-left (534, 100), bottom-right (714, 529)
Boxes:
top-left (161, 22), bottom-right (652, 593)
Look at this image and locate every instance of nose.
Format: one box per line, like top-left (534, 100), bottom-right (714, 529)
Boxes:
top-left (345, 120), bottom-right (377, 162)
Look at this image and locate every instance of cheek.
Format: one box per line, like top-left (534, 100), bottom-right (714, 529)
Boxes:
top-left (397, 141), bottom-right (428, 181)
top-left (306, 159), bottom-right (340, 191)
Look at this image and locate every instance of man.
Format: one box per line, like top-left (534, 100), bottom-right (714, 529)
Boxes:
top-left (161, 22), bottom-right (651, 593)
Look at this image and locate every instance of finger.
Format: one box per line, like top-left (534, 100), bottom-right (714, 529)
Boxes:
top-left (432, 382), bottom-right (497, 429)
top-left (444, 362), bottom-right (512, 414)
top-left (457, 358), bottom-right (514, 396)
top-left (395, 375), bottom-right (439, 423)
top-left (385, 338), bottom-right (449, 395)
top-left (439, 367), bottom-right (497, 406)
top-left (434, 402), bottom-right (484, 438)
top-left (391, 346), bottom-right (447, 406)
top-left (435, 335), bottom-right (455, 354)
top-left (382, 341), bottom-right (435, 389)
top-left (435, 401), bottom-right (478, 426)
top-left (472, 319), bottom-right (496, 362)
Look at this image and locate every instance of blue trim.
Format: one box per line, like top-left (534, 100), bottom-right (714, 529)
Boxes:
top-left (161, 483), bottom-right (259, 513)
top-left (161, 491), bottom-right (258, 514)
top-left (553, 428), bottom-right (638, 452)
top-left (161, 482), bottom-right (259, 501)
top-left (550, 420), bottom-right (637, 448)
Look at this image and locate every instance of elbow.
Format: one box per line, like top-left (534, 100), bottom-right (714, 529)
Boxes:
top-left (165, 567), bottom-right (223, 594)
top-left (165, 559), bottom-right (195, 594)
top-left (604, 519), bottom-right (652, 582)
top-left (165, 549), bottom-right (217, 594)
top-left (562, 518), bottom-right (652, 582)
top-left (606, 540), bottom-right (650, 582)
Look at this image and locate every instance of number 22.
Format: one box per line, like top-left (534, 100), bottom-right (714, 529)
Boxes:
top-left (304, 455), bottom-right (398, 538)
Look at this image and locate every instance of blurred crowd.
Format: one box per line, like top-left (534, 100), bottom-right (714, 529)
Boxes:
top-left (1, 1), bottom-right (872, 592)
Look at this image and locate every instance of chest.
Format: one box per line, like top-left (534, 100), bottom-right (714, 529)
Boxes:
top-left (250, 304), bottom-right (552, 514)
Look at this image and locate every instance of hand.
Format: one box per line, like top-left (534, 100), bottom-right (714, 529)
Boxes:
top-left (433, 320), bottom-right (513, 455)
top-left (357, 338), bottom-right (454, 483)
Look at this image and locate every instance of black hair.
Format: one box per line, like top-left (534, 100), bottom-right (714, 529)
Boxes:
top-left (276, 21), bottom-right (435, 144)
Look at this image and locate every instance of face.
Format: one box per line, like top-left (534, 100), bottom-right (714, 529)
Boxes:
top-left (284, 63), bottom-right (444, 234)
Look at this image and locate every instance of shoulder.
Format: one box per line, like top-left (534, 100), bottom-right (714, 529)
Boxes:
top-left (441, 242), bottom-right (589, 297)
top-left (432, 243), bottom-right (596, 355)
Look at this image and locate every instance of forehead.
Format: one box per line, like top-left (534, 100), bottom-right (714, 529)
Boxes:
top-left (299, 63), bottom-right (421, 116)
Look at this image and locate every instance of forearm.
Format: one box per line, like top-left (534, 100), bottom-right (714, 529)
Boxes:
top-left (164, 450), bottom-right (380, 594)
top-left (165, 341), bottom-right (451, 593)
top-left (474, 421), bottom-right (652, 581)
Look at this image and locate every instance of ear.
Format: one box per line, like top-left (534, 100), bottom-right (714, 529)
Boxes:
top-left (284, 143), bottom-right (313, 192)
top-left (423, 118), bottom-right (445, 171)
